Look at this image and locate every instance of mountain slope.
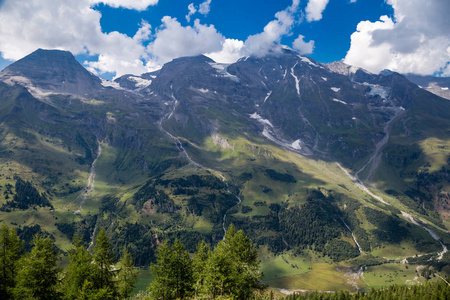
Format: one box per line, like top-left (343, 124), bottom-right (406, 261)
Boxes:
top-left (406, 73), bottom-right (450, 100)
top-left (0, 48), bottom-right (449, 291)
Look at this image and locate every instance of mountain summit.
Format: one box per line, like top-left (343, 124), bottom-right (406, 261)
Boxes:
top-left (0, 49), bottom-right (102, 96)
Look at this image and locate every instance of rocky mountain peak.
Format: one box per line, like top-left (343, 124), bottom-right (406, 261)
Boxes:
top-left (0, 48), bottom-right (102, 96)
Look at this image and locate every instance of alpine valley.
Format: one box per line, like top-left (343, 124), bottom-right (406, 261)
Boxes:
top-left (1, 48), bottom-right (449, 292)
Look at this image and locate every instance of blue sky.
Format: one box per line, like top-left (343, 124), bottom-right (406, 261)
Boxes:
top-left (0, 0), bottom-right (448, 79)
top-left (95, 0), bottom-right (391, 63)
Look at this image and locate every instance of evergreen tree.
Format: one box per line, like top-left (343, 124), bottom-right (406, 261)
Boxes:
top-left (117, 246), bottom-right (138, 299)
top-left (14, 234), bottom-right (60, 300)
top-left (76, 280), bottom-right (115, 300)
top-left (0, 223), bottom-right (22, 299)
top-left (192, 240), bottom-right (210, 298)
top-left (147, 239), bottom-right (194, 300)
top-left (205, 238), bottom-right (234, 298)
top-left (205, 224), bottom-right (265, 299)
top-left (92, 228), bottom-right (116, 297)
top-left (62, 234), bottom-right (97, 300)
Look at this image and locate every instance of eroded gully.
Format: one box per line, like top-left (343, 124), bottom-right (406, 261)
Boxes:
top-left (75, 139), bottom-right (102, 214)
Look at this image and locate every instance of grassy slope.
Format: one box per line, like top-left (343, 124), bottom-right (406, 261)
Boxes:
top-left (0, 86), bottom-right (449, 292)
top-left (151, 129), bottom-right (448, 291)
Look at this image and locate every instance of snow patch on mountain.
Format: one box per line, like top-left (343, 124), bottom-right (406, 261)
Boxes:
top-left (1, 74), bottom-right (33, 88)
top-left (209, 62), bottom-right (240, 82)
top-left (101, 79), bottom-right (123, 90)
top-left (250, 112), bottom-right (273, 127)
top-left (197, 88), bottom-right (209, 94)
top-left (332, 98), bottom-right (347, 105)
top-left (291, 139), bottom-right (302, 150)
top-left (264, 91), bottom-right (272, 103)
top-left (128, 76), bottom-right (152, 88)
top-left (291, 63), bottom-right (300, 95)
top-left (363, 82), bottom-right (390, 100)
top-left (298, 55), bottom-right (319, 68)
top-left (331, 87), bottom-right (340, 92)
top-left (209, 62), bottom-right (228, 72)
top-left (0, 75), bottom-right (56, 99)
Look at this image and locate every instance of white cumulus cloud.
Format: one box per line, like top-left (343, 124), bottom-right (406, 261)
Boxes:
top-left (146, 17), bottom-right (224, 66)
top-left (305, 0), bottom-right (329, 22)
top-left (244, 0), bottom-right (300, 57)
top-left (205, 39), bottom-right (245, 63)
top-left (293, 35), bottom-right (314, 55)
top-left (199, 0), bottom-right (212, 15)
top-left (186, 0), bottom-right (213, 22)
top-left (90, 0), bottom-right (158, 11)
top-left (0, 0), bottom-right (153, 77)
top-left (0, 0), bottom-right (322, 78)
top-left (186, 3), bottom-right (197, 22)
top-left (344, 0), bottom-right (450, 75)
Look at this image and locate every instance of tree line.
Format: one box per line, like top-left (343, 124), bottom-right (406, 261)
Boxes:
top-left (0, 223), bottom-right (136, 300)
top-left (3, 220), bottom-right (449, 300)
top-left (1, 222), bottom-right (265, 300)
top-left (146, 224), bottom-right (266, 299)
top-left (283, 280), bottom-right (450, 300)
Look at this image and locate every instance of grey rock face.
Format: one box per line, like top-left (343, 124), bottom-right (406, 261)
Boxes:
top-left (0, 49), bottom-right (102, 96)
top-left (406, 74), bottom-right (450, 100)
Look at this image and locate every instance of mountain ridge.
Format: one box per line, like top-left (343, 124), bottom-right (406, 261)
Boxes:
top-left (0, 48), bottom-right (449, 291)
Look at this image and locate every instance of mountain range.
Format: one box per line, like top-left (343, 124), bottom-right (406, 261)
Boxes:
top-left (0, 48), bottom-right (449, 291)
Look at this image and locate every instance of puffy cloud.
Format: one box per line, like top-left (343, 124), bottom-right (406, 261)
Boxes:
top-left (305, 0), bottom-right (329, 22)
top-left (345, 0), bottom-right (450, 75)
top-left (198, 0), bottom-right (212, 15)
top-left (186, 3), bottom-right (197, 22)
top-left (292, 35), bottom-right (314, 55)
top-left (0, 0), bottom-right (228, 77)
top-left (133, 21), bottom-right (152, 43)
top-left (186, 0), bottom-right (213, 22)
top-left (205, 39), bottom-right (246, 63)
top-left (146, 17), bottom-right (225, 66)
top-left (0, 0), bottom-right (151, 77)
top-left (344, 16), bottom-right (394, 73)
top-left (0, 0), bottom-right (316, 78)
top-left (90, 0), bottom-right (158, 11)
top-left (244, 0), bottom-right (300, 57)
top-left (85, 54), bottom-right (147, 77)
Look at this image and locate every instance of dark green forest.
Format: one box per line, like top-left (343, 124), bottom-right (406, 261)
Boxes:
top-left (1, 222), bottom-right (450, 299)
top-left (1, 176), bottom-right (52, 211)
top-left (283, 281), bottom-right (450, 300)
top-left (0, 223), bottom-right (136, 300)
